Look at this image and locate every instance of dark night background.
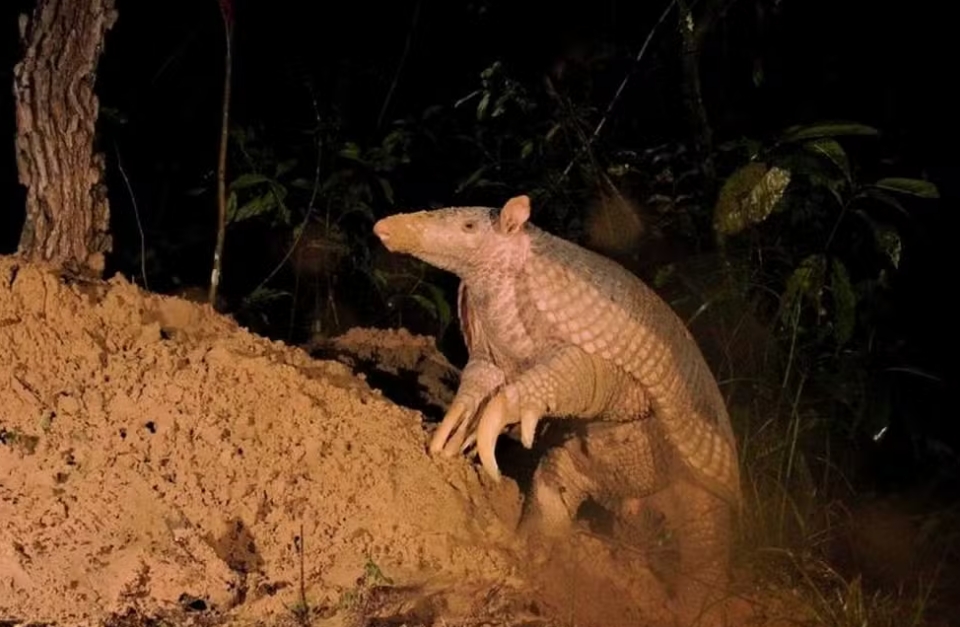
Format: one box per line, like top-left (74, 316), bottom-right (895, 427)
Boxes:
top-left (1, 0), bottom-right (957, 524)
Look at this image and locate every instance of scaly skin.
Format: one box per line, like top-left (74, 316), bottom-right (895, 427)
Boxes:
top-left (373, 194), bottom-right (741, 625)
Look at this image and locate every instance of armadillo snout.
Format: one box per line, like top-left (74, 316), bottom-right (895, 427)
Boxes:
top-left (373, 215), bottom-right (427, 255)
top-left (373, 217), bottom-right (404, 252)
top-left (373, 219), bottom-right (391, 242)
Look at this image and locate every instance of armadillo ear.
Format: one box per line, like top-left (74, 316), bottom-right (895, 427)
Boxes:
top-left (499, 195), bottom-right (531, 233)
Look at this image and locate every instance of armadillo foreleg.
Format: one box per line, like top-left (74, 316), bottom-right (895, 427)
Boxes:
top-left (473, 346), bottom-right (647, 480)
top-left (430, 357), bottom-right (505, 456)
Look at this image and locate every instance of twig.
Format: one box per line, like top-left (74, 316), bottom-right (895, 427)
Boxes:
top-left (560, 0), bottom-right (679, 181)
top-left (208, 0), bottom-right (234, 306)
top-left (377, 0), bottom-right (422, 129)
top-left (113, 141), bottom-right (149, 290)
top-left (298, 522), bottom-right (308, 623)
top-left (250, 88), bottom-right (324, 296)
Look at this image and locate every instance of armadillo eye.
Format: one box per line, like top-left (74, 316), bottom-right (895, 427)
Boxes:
top-left (463, 221), bottom-right (476, 232)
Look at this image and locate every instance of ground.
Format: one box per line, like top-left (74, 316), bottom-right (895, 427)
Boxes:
top-left (0, 256), bottom-right (855, 627)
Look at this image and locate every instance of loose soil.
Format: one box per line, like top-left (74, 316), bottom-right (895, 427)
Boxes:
top-left (0, 256), bottom-right (861, 627)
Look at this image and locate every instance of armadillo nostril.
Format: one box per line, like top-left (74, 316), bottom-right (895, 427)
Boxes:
top-left (373, 220), bottom-right (390, 241)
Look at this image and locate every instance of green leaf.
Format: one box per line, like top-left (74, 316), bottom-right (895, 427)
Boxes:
top-left (607, 162), bottom-right (630, 177)
top-left (477, 92), bottom-right (491, 121)
top-left (803, 138), bottom-right (851, 181)
top-left (274, 199), bottom-right (292, 226)
top-left (830, 258), bottom-right (856, 345)
top-left (873, 224), bottom-right (902, 269)
top-left (520, 140), bottom-right (534, 160)
top-left (233, 192), bottom-right (277, 222)
top-left (422, 104), bottom-right (444, 119)
top-left (653, 264), bottom-right (676, 289)
top-left (225, 190), bottom-right (238, 222)
top-left (371, 268), bottom-right (388, 290)
top-left (780, 122), bottom-right (879, 143)
top-left (752, 60), bottom-right (764, 87)
top-left (545, 123), bottom-right (563, 143)
top-left (339, 142), bottom-right (362, 161)
top-left (292, 222), bottom-right (305, 241)
top-left (492, 93), bottom-right (509, 118)
top-left (409, 294), bottom-right (438, 320)
top-left (852, 208), bottom-right (903, 269)
top-left (274, 159), bottom-right (298, 178)
top-left (230, 173), bottom-right (271, 191)
top-left (781, 254), bottom-right (826, 328)
top-left (713, 162), bottom-right (791, 235)
top-left (862, 188), bottom-right (908, 216)
top-left (872, 177), bottom-right (939, 199)
top-left (480, 61), bottom-right (501, 81)
top-left (269, 181), bottom-right (288, 201)
top-left (455, 166), bottom-right (488, 194)
top-left (363, 559), bottom-right (393, 585)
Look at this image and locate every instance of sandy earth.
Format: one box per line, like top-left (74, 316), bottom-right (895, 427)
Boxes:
top-left (0, 256), bottom-right (805, 627)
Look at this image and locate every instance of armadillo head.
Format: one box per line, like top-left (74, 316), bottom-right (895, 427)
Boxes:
top-left (373, 195), bottom-right (533, 279)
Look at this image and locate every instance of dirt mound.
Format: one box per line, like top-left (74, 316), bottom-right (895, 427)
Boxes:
top-left (0, 258), bottom-right (518, 625)
top-left (0, 257), bottom-right (801, 627)
top-left (308, 326), bottom-right (461, 424)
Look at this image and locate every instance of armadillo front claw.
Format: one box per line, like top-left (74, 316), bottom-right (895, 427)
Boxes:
top-left (429, 400), bottom-right (475, 456)
top-left (442, 407), bottom-right (478, 457)
top-left (476, 392), bottom-right (510, 481)
top-left (466, 403), bottom-right (542, 454)
top-left (520, 407), bottom-right (541, 449)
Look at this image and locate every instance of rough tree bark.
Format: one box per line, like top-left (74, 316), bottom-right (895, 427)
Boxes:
top-left (13, 0), bottom-right (118, 276)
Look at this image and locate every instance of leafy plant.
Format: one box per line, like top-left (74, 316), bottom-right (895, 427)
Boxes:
top-left (337, 558), bottom-right (394, 614)
top-left (713, 122), bottom-right (939, 435)
top-left (226, 126), bottom-right (303, 226)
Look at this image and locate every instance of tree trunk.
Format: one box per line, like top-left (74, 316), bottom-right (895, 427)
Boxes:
top-left (13, 0), bottom-right (118, 276)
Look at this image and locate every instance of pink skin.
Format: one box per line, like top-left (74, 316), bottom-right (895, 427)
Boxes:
top-left (373, 196), bottom-right (536, 479)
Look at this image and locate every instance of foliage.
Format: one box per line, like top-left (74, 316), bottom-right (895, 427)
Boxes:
top-left (226, 129), bottom-right (298, 226)
top-left (186, 117), bottom-right (427, 339)
top-left (337, 558), bottom-right (395, 617)
top-left (713, 122), bottom-right (939, 445)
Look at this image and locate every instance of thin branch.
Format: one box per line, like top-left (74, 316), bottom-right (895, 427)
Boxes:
top-left (377, 0), bottom-right (422, 129)
top-left (560, 0), bottom-right (678, 181)
top-left (113, 141), bottom-right (149, 290)
top-left (250, 88), bottom-right (324, 296)
top-left (208, 1), bottom-right (233, 306)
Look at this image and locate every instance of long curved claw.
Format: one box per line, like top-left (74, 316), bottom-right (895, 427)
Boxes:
top-left (429, 400), bottom-right (472, 455)
top-left (520, 407), bottom-right (541, 449)
top-left (442, 407), bottom-right (477, 456)
top-left (476, 392), bottom-right (520, 482)
top-left (460, 431), bottom-right (478, 454)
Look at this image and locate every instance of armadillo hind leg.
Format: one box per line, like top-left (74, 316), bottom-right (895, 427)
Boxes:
top-left (520, 419), bottom-right (670, 541)
top-left (474, 346), bottom-right (646, 480)
top-left (523, 419), bottom-right (733, 625)
top-left (653, 479), bottom-right (733, 626)
top-left (518, 431), bottom-right (598, 540)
